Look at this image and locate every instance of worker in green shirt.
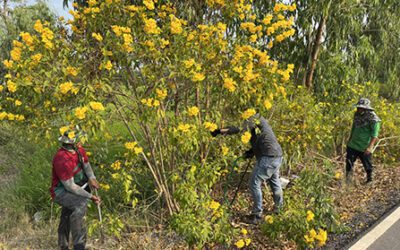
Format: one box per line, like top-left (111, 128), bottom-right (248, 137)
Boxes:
top-left (346, 98), bottom-right (381, 183)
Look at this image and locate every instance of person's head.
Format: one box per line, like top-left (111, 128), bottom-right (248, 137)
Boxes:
top-left (58, 129), bottom-right (79, 150)
top-left (355, 98), bottom-right (374, 113)
top-left (242, 113), bottom-right (261, 131)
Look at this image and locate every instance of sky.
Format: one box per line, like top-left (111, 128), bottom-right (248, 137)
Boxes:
top-left (45, 0), bottom-right (73, 19)
top-left (16, 0), bottom-right (73, 20)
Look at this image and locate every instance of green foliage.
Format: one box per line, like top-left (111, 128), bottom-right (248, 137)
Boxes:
top-left (0, 1), bottom-right (55, 78)
top-left (261, 166), bottom-right (345, 249)
top-left (13, 145), bottom-right (53, 214)
top-left (171, 201), bottom-right (235, 247)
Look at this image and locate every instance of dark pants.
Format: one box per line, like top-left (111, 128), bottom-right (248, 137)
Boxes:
top-left (54, 192), bottom-right (89, 250)
top-left (346, 146), bottom-right (373, 180)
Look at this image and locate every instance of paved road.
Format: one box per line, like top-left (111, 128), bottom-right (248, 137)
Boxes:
top-left (367, 218), bottom-right (400, 250)
top-left (348, 205), bottom-right (400, 250)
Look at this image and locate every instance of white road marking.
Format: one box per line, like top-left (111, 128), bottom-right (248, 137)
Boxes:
top-left (349, 206), bottom-right (400, 250)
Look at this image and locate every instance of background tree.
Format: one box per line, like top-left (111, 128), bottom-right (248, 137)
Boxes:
top-left (0, 0), bottom-right (55, 79)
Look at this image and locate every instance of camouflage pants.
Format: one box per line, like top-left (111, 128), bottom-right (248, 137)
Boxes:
top-left (54, 192), bottom-right (89, 250)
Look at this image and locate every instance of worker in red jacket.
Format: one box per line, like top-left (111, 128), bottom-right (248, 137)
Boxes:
top-left (50, 130), bottom-right (100, 250)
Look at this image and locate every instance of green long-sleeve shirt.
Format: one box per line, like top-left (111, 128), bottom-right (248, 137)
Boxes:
top-left (347, 122), bottom-right (381, 152)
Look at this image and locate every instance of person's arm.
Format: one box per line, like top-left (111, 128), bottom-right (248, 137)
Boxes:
top-left (365, 122), bottom-right (381, 155)
top-left (348, 124), bottom-right (355, 141)
top-left (61, 178), bottom-right (101, 204)
top-left (78, 147), bottom-right (99, 189)
top-left (61, 178), bottom-right (92, 198)
top-left (83, 162), bottom-right (95, 179)
top-left (211, 126), bottom-right (241, 137)
top-left (84, 162), bottom-right (100, 189)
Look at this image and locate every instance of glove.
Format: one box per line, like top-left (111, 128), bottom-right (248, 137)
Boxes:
top-left (211, 129), bottom-right (221, 137)
top-left (243, 149), bottom-right (254, 159)
top-left (225, 126), bottom-right (240, 135)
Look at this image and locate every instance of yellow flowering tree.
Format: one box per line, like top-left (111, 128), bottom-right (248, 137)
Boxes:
top-left (1, 0), bottom-right (299, 246)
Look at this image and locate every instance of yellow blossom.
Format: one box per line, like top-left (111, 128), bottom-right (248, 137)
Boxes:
top-left (59, 126), bottom-right (69, 135)
top-left (71, 87), bottom-right (79, 95)
top-left (241, 132), bottom-right (251, 144)
top-left (334, 172), bottom-right (342, 180)
top-left (187, 106), bottom-right (199, 116)
top-left (309, 229), bottom-right (317, 238)
top-left (143, 0), bottom-right (155, 10)
top-left (264, 99), bottom-right (273, 110)
top-left (235, 239), bottom-right (245, 249)
top-left (304, 234), bottom-right (314, 244)
top-left (276, 34), bottom-right (285, 42)
top-left (126, 5), bottom-right (139, 12)
top-left (156, 88), bottom-right (167, 100)
top-left (75, 107), bottom-right (88, 120)
top-left (265, 215), bottom-right (274, 224)
top-left (13, 40), bottom-right (23, 48)
top-left (0, 112), bottom-right (7, 120)
top-left (0, 86), bottom-right (3, 92)
top-left (111, 25), bottom-right (123, 36)
top-left (245, 238), bottom-right (251, 246)
top-left (15, 114), bottom-right (24, 121)
top-left (267, 26), bottom-right (275, 35)
top-left (66, 66), bottom-right (78, 76)
top-left (306, 210), bottom-right (314, 222)
top-left (3, 60), bottom-right (13, 69)
top-left (59, 82), bottom-right (74, 94)
top-left (111, 161), bottom-right (121, 171)
top-left (223, 77), bottom-right (237, 92)
top-left (144, 18), bottom-right (161, 35)
top-left (222, 146), bottom-right (229, 156)
top-left (31, 53), bottom-right (43, 63)
top-left (123, 33), bottom-right (133, 45)
top-left (240, 228), bottom-right (248, 235)
top-left (100, 183), bottom-right (110, 191)
top-left (315, 229), bottom-right (328, 246)
top-left (67, 131), bottom-right (76, 139)
top-left (204, 122), bottom-right (217, 132)
top-left (92, 32), bottom-right (103, 42)
top-left (141, 98), bottom-right (159, 107)
top-left (134, 147), bottom-right (143, 155)
top-left (15, 100), bottom-right (22, 106)
top-left (20, 32), bottom-right (34, 46)
top-left (241, 108), bottom-right (256, 120)
top-left (249, 34), bottom-right (257, 42)
top-left (89, 101), bottom-right (105, 111)
top-left (191, 72), bottom-right (205, 82)
top-left (170, 14), bottom-right (183, 34)
top-left (125, 141), bottom-right (137, 150)
top-left (177, 123), bottom-right (191, 133)
top-left (160, 38), bottom-right (170, 48)
top-left (209, 200), bottom-right (220, 210)
top-left (7, 80), bottom-right (17, 93)
top-left (104, 60), bottom-right (113, 71)
top-left (183, 59), bottom-right (195, 68)
top-left (262, 15), bottom-right (273, 25)
top-left (34, 20), bottom-right (43, 33)
top-left (10, 48), bottom-right (22, 61)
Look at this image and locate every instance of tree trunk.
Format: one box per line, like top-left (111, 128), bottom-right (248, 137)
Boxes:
top-left (305, 15), bottom-right (327, 90)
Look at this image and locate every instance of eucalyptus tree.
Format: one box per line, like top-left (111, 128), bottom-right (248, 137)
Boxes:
top-left (0, 0), bottom-right (55, 79)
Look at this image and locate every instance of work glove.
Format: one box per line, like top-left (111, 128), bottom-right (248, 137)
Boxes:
top-left (224, 126), bottom-right (240, 135)
top-left (243, 149), bottom-right (254, 159)
top-left (211, 129), bottom-right (221, 137)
